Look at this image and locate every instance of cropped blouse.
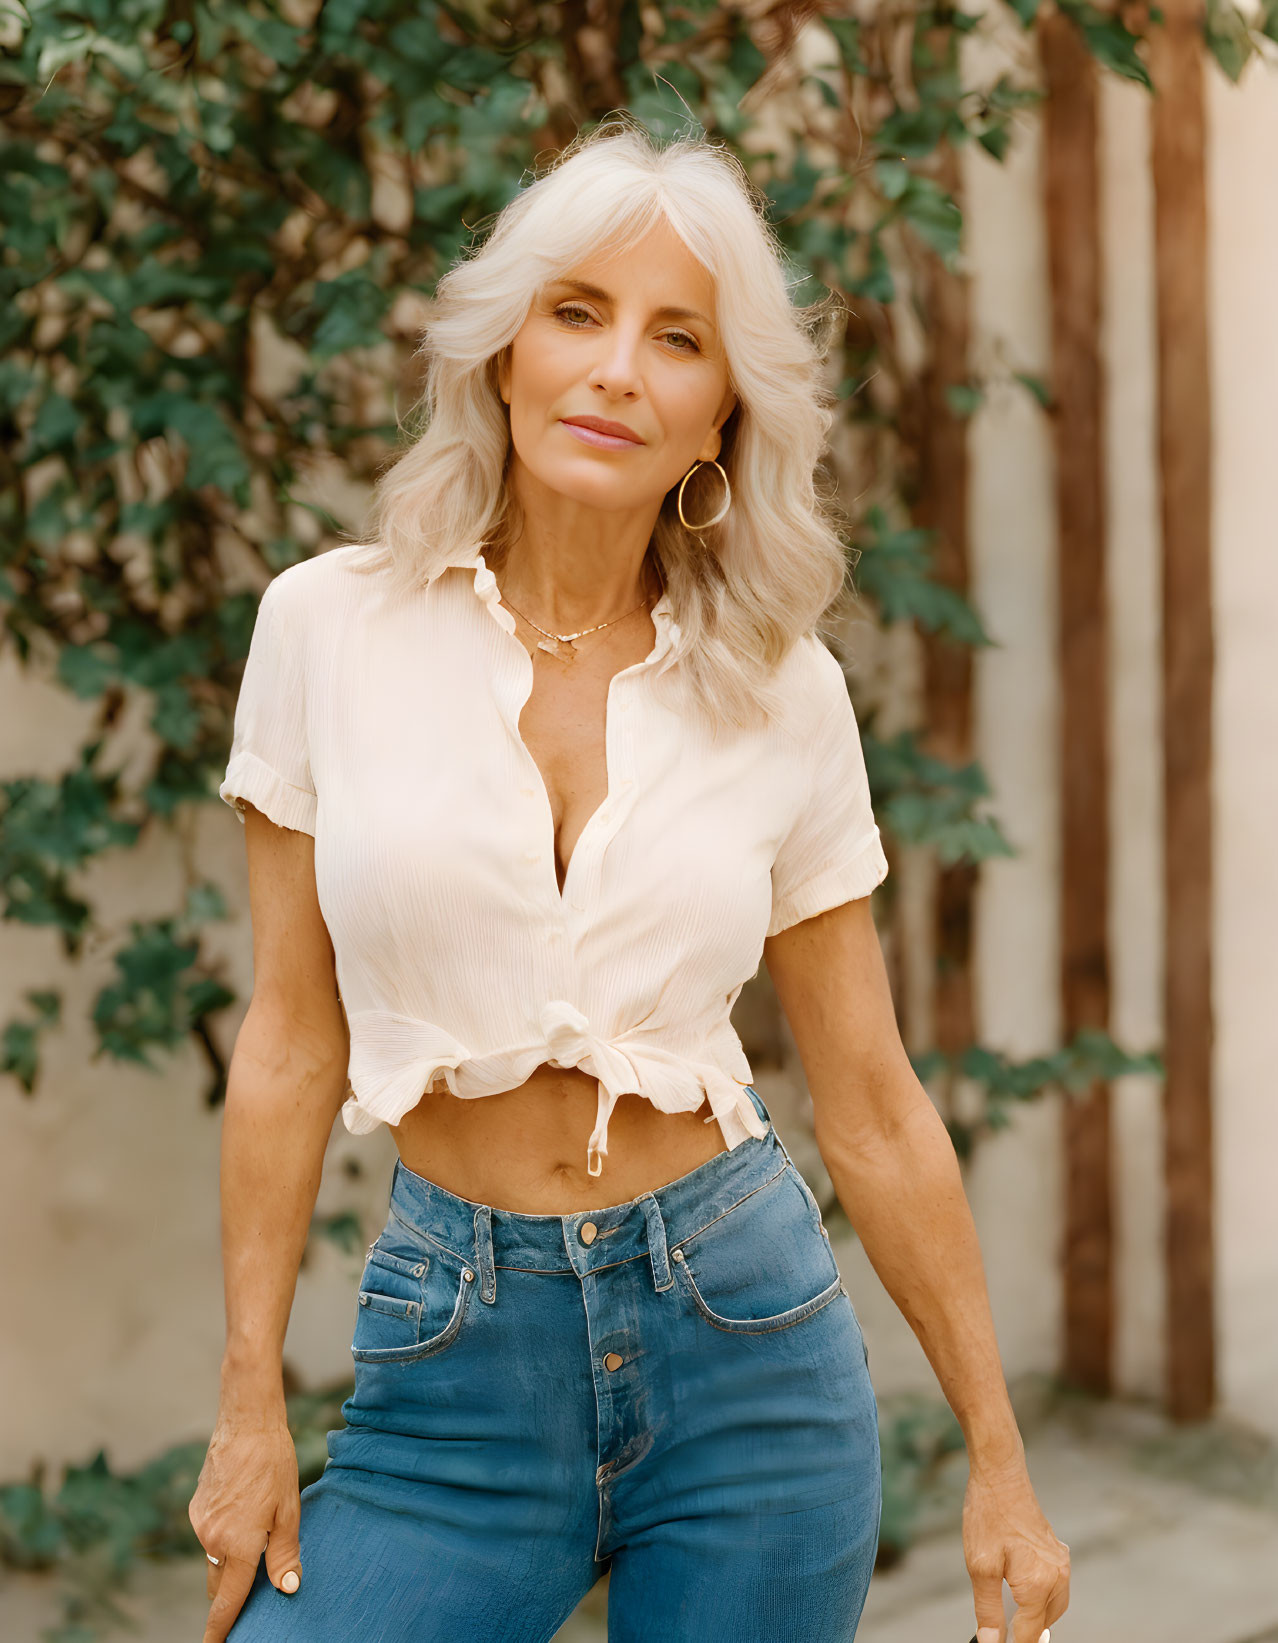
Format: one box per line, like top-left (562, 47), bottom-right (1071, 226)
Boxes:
top-left (218, 544), bottom-right (889, 1175)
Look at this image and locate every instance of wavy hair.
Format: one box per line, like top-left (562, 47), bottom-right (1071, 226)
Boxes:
top-left (339, 115), bottom-right (856, 734)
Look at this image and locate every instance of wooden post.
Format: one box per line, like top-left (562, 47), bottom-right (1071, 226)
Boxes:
top-left (913, 140), bottom-right (978, 1108)
top-left (1149, 0), bottom-right (1216, 1422)
top-left (1041, 9), bottom-right (1114, 1394)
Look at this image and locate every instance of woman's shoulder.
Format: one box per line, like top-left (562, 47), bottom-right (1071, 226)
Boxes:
top-left (773, 630), bottom-right (850, 720)
top-left (263, 543), bottom-right (394, 636)
top-left (267, 542), bottom-right (381, 601)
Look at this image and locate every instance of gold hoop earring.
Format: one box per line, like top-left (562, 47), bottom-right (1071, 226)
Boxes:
top-left (677, 459), bottom-right (731, 532)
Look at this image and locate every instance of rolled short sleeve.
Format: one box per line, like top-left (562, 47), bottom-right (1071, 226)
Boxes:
top-left (767, 643), bottom-right (888, 937)
top-left (218, 575), bottom-right (317, 836)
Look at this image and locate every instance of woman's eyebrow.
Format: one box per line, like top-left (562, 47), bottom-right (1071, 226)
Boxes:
top-left (548, 277), bottom-right (715, 330)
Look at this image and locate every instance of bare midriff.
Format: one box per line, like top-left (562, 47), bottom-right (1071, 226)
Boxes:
top-left (390, 1064), bottom-right (730, 1213)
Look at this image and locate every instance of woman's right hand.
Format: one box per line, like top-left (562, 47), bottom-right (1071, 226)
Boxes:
top-left (189, 1412), bottom-right (303, 1643)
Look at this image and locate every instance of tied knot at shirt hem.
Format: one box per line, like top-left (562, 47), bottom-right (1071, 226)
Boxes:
top-left (342, 1002), bottom-right (769, 1178)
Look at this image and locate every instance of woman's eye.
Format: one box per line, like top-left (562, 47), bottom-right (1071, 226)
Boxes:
top-left (552, 304), bottom-right (700, 354)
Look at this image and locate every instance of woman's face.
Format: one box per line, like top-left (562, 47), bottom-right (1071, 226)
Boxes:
top-left (497, 218), bottom-right (738, 515)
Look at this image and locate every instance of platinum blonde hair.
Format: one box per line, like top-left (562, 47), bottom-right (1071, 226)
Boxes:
top-left (340, 115), bottom-right (855, 733)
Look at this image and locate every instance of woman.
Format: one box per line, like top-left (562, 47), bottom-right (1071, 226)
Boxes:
top-left (191, 121), bottom-right (1070, 1643)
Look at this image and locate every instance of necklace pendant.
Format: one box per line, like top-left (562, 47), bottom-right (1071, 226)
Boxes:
top-left (537, 636), bottom-right (578, 662)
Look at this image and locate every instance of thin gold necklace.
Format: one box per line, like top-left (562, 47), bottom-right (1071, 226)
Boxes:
top-left (496, 568), bottom-right (664, 664)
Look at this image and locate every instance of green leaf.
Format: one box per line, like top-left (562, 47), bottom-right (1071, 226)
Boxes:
top-left (875, 158), bottom-right (911, 201)
top-left (862, 727), bottom-right (1015, 867)
top-left (899, 178), bottom-right (964, 265)
top-left (1014, 370), bottom-right (1054, 409)
top-left (945, 382), bottom-right (985, 418)
top-left (26, 393), bottom-right (83, 459)
top-left (312, 1211), bottom-right (365, 1256)
top-left (1057, 0), bottom-right (1153, 88)
top-left (877, 105), bottom-right (950, 159)
top-left (853, 507), bottom-right (994, 645)
top-left (826, 17), bottom-right (869, 74)
top-left (976, 118), bottom-right (1012, 162)
top-left (306, 271), bottom-right (393, 361)
top-left (847, 235), bottom-right (895, 303)
top-left (1203, 0), bottom-right (1254, 81)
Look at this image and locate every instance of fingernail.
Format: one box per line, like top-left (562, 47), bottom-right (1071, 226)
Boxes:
top-left (976, 1630), bottom-right (1000, 1643)
top-left (1040, 1631), bottom-right (1050, 1643)
top-left (281, 1570), bottom-right (300, 1594)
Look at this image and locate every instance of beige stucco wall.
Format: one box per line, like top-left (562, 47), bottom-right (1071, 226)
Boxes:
top-left (1207, 50), bottom-right (1278, 1438)
top-left (2, 23), bottom-right (1276, 1484)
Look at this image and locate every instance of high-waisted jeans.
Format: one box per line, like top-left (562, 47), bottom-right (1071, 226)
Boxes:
top-left (228, 1086), bottom-right (881, 1641)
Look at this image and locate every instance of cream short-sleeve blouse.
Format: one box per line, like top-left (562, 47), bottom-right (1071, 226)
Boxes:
top-left (219, 545), bottom-right (889, 1176)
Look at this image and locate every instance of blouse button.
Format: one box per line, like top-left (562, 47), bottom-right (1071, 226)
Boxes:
top-left (524, 850), bottom-right (540, 863)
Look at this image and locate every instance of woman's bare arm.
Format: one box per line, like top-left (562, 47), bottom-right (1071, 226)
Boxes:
top-left (765, 897), bottom-right (1070, 1643)
top-left (191, 805), bottom-right (349, 1643)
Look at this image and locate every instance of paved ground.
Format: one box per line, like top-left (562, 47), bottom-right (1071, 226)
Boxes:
top-left (4, 1386), bottom-right (1276, 1641)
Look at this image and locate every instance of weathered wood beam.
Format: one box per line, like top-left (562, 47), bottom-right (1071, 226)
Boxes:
top-left (1041, 8), bottom-right (1114, 1394)
top-left (1149, 0), bottom-right (1216, 1422)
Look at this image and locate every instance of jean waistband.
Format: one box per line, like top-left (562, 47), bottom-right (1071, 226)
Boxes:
top-left (384, 1084), bottom-right (791, 1297)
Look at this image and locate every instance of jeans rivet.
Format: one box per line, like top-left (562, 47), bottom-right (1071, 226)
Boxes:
top-left (463, 1269), bottom-right (475, 1282)
top-left (671, 1249), bottom-right (685, 1262)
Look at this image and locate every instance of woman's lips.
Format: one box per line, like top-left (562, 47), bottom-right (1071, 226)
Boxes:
top-left (560, 420), bottom-right (644, 451)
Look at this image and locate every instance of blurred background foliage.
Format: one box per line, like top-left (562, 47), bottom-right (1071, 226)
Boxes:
top-left (5, 0), bottom-right (1265, 1635)
top-left (0, 0), bottom-right (1182, 1156)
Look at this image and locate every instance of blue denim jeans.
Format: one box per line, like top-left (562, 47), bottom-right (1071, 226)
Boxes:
top-left (228, 1086), bottom-right (881, 1641)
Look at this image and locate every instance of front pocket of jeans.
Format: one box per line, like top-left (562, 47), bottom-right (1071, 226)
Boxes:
top-left (671, 1163), bottom-right (844, 1335)
top-left (351, 1230), bottom-right (475, 1364)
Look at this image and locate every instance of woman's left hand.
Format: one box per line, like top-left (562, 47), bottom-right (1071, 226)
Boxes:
top-left (962, 1449), bottom-right (1071, 1643)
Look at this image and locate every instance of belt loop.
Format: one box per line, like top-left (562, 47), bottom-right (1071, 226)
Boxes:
top-left (748, 1085), bottom-right (793, 1167)
top-left (640, 1192), bottom-right (673, 1293)
top-left (745, 1082), bottom-right (774, 1135)
top-left (473, 1203), bottom-right (496, 1305)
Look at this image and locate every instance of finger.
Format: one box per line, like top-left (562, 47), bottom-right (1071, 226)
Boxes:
top-left (265, 1506), bottom-right (303, 1596)
top-left (970, 1552), bottom-right (1006, 1643)
top-left (1011, 1593), bottom-right (1051, 1643)
top-left (202, 1555), bottom-right (257, 1643)
top-left (1045, 1570), bottom-right (1071, 1627)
